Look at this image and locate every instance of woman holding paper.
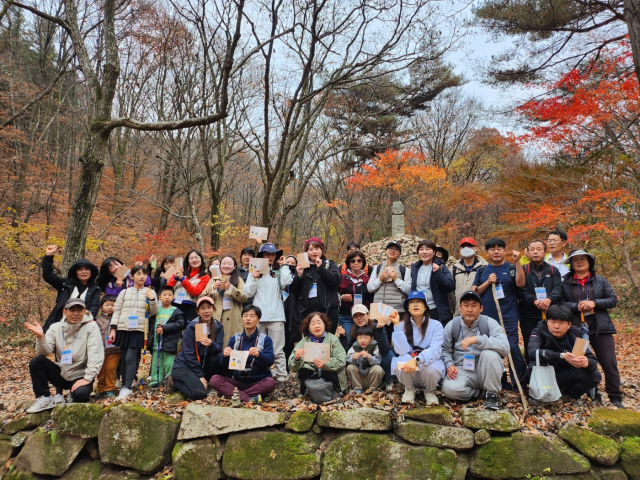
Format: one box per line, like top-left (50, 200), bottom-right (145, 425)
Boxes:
top-left (153, 255), bottom-right (175, 278)
top-left (170, 297), bottom-right (224, 400)
top-left (561, 249), bottom-right (623, 407)
top-left (337, 250), bottom-right (370, 346)
top-left (166, 250), bottom-right (211, 322)
top-left (289, 312), bottom-right (347, 394)
top-left (97, 257), bottom-right (152, 298)
top-left (391, 291), bottom-right (445, 405)
top-left (202, 255), bottom-right (247, 347)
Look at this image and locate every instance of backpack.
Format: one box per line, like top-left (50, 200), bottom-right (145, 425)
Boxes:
top-left (476, 263), bottom-right (516, 281)
top-left (450, 315), bottom-right (491, 342)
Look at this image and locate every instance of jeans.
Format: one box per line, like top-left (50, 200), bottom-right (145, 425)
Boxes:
top-left (339, 314), bottom-right (354, 346)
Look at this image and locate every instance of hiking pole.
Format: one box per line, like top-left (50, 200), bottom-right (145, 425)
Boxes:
top-left (491, 284), bottom-right (529, 410)
top-left (156, 335), bottom-right (163, 388)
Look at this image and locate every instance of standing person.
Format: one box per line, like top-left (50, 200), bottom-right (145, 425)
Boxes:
top-left (367, 241), bottom-right (412, 340)
top-left (472, 238), bottom-right (527, 388)
top-left (109, 265), bottom-right (159, 401)
top-left (410, 240), bottom-right (456, 327)
top-left (95, 295), bottom-right (121, 398)
top-left (42, 245), bottom-right (100, 333)
top-left (340, 242), bottom-right (373, 276)
top-left (166, 249), bottom-right (211, 322)
top-left (561, 249), bottom-right (623, 407)
top-left (391, 292), bottom-right (445, 405)
top-left (170, 297), bottom-right (225, 400)
top-left (290, 237), bottom-right (341, 334)
top-left (338, 250), bottom-right (370, 346)
top-left (202, 255), bottom-right (247, 347)
top-left (25, 299), bottom-right (104, 412)
top-left (97, 257), bottom-right (151, 298)
top-left (518, 239), bottom-right (563, 360)
top-left (153, 255), bottom-right (176, 278)
top-left (211, 305), bottom-right (277, 403)
top-left (283, 255), bottom-right (299, 366)
top-left (244, 243), bottom-right (293, 384)
top-left (238, 247), bottom-right (255, 283)
top-left (451, 237), bottom-right (488, 316)
top-left (546, 230), bottom-right (570, 277)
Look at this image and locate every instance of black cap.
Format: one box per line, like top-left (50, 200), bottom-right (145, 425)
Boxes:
top-left (459, 290), bottom-right (482, 305)
top-left (385, 241), bottom-right (402, 252)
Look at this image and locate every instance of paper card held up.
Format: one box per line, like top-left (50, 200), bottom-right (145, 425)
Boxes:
top-left (370, 302), bottom-right (393, 322)
top-left (161, 265), bottom-right (177, 280)
top-left (296, 252), bottom-right (310, 268)
top-left (572, 337), bottom-right (589, 357)
top-left (249, 258), bottom-right (270, 275)
top-left (195, 323), bottom-right (208, 342)
top-left (229, 350), bottom-right (250, 370)
top-left (249, 226), bottom-right (269, 241)
top-left (113, 265), bottom-right (131, 280)
top-left (303, 342), bottom-right (330, 363)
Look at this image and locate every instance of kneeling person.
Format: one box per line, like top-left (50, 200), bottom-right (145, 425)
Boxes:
top-left (346, 326), bottom-right (385, 393)
top-left (211, 305), bottom-right (276, 403)
top-left (441, 291), bottom-right (509, 410)
top-left (528, 304), bottom-right (601, 399)
top-left (26, 299), bottom-right (104, 412)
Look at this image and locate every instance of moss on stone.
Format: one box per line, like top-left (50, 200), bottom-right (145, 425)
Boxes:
top-left (395, 420), bottom-right (474, 450)
top-left (461, 408), bottom-right (520, 432)
top-left (404, 406), bottom-right (453, 426)
top-left (59, 458), bottom-right (103, 480)
top-left (595, 466), bottom-right (632, 480)
top-left (13, 428), bottom-right (87, 476)
top-left (285, 411), bottom-right (316, 433)
top-left (316, 408), bottom-right (391, 431)
top-left (620, 436), bottom-right (640, 480)
top-left (222, 431), bottom-right (322, 480)
top-left (3, 411), bottom-right (51, 435)
top-left (51, 403), bottom-right (105, 438)
top-left (172, 438), bottom-right (222, 480)
top-left (588, 408), bottom-right (640, 437)
top-left (0, 440), bottom-right (12, 464)
top-left (0, 470), bottom-right (41, 480)
top-left (559, 424), bottom-right (620, 466)
top-left (165, 393), bottom-right (186, 405)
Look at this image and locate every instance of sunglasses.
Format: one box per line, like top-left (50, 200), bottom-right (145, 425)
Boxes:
top-left (350, 259), bottom-right (363, 263)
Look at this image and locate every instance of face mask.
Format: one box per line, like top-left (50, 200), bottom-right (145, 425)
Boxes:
top-left (460, 247), bottom-right (475, 258)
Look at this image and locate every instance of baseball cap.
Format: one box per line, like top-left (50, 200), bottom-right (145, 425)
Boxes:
top-left (197, 296), bottom-right (216, 308)
top-left (459, 290), bottom-right (482, 305)
top-left (385, 241), bottom-right (402, 252)
top-left (459, 237), bottom-right (477, 247)
top-left (64, 298), bottom-right (86, 309)
top-left (351, 304), bottom-right (369, 316)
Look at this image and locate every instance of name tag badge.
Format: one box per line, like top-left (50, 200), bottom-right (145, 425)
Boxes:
top-left (309, 283), bottom-right (318, 299)
top-left (61, 345), bottom-right (72, 365)
top-left (354, 294), bottom-right (363, 305)
top-left (174, 290), bottom-right (186, 304)
top-left (128, 315), bottom-right (139, 329)
top-left (282, 291), bottom-right (289, 301)
top-left (222, 296), bottom-right (232, 311)
top-left (495, 284), bottom-right (505, 299)
top-left (535, 287), bottom-right (547, 300)
top-left (463, 353), bottom-right (475, 371)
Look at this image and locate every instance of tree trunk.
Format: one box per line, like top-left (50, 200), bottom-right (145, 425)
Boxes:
top-left (624, 0), bottom-right (640, 82)
top-left (621, 241), bottom-right (640, 299)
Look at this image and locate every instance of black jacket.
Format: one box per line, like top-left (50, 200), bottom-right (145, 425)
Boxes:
top-left (562, 273), bottom-right (617, 335)
top-left (410, 258), bottom-right (455, 323)
top-left (290, 257), bottom-right (341, 314)
top-left (518, 262), bottom-right (563, 319)
top-left (338, 320), bottom-right (392, 356)
top-left (147, 307), bottom-right (186, 354)
top-left (172, 319), bottom-right (224, 378)
top-left (528, 321), bottom-right (598, 372)
top-left (42, 255), bottom-right (100, 333)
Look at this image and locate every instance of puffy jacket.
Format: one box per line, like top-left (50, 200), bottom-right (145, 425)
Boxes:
top-left (110, 287), bottom-right (159, 333)
top-left (528, 321), bottom-right (598, 372)
top-left (562, 273), bottom-right (617, 335)
top-left (338, 320), bottom-right (391, 357)
top-left (244, 267), bottom-right (293, 322)
top-left (288, 332), bottom-right (348, 391)
top-left (366, 260), bottom-right (412, 312)
top-left (172, 319), bottom-right (224, 378)
top-left (518, 262), bottom-right (563, 320)
top-left (451, 256), bottom-right (488, 315)
top-left (290, 258), bottom-right (341, 314)
top-left (104, 274), bottom-right (151, 297)
top-left (221, 329), bottom-right (275, 383)
top-left (147, 307), bottom-right (186, 354)
top-left (410, 258), bottom-right (455, 323)
top-left (346, 340), bottom-right (381, 366)
top-left (36, 315), bottom-right (105, 382)
top-left (42, 255), bottom-right (101, 333)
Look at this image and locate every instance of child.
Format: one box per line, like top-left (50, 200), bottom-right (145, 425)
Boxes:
top-left (345, 326), bottom-right (385, 393)
top-left (95, 295), bottom-right (120, 397)
top-left (147, 287), bottom-right (186, 387)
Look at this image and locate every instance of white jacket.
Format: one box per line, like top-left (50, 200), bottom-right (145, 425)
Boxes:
top-left (244, 267), bottom-right (293, 322)
top-left (111, 286), bottom-right (159, 333)
top-left (391, 317), bottom-right (445, 376)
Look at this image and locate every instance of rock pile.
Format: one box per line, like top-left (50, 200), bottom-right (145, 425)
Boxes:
top-left (359, 234), bottom-right (458, 268)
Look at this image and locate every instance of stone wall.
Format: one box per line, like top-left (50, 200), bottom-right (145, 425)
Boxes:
top-left (1, 403), bottom-right (639, 480)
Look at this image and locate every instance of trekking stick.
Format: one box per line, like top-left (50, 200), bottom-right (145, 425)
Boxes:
top-left (156, 335), bottom-right (163, 387)
top-left (491, 284), bottom-right (529, 410)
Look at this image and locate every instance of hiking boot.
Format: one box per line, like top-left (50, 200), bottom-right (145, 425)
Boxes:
top-left (485, 391), bottom-right (500, 410)
top-left (249, 395), bottom-right (262, 404)
top-left (611, 398), bottom-right (625, 409)
top-left (166, 375), bottom-right (176, 394)
top-left (53, 394), bottom-right (66, 405)
top-left (424, 391), bottom-right (439, 406)
top-left (401, 387), bottom-right (416, 404)
top-left (26, 396), bottom-right (55, 413)
top-left (385, 381), bottom-right (394, 392)
top-left (116, 388), bottom-right (132, 402)
top-left (588, 387), bottom-right (602, 403)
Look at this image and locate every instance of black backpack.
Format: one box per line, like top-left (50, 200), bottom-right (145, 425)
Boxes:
top-left (450, 315), bottom-right (491, 342)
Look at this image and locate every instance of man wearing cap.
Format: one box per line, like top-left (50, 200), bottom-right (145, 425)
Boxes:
top-left (25, 299), bottom-right (105, 412)
top-left (451, 238), bottom-right (488, 316)
top-left (367, 241), bottom-right (412, 339)
top-left (441, 291), bottom-right (510, 410)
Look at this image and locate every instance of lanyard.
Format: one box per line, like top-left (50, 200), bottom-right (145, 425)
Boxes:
top-left (576, 274), bottom-right (591, 302)
top-left (239, 332), bottom-right (258, 368)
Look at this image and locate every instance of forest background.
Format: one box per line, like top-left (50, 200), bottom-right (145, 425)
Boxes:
top-left (1, 0), bottom-right (640, 331)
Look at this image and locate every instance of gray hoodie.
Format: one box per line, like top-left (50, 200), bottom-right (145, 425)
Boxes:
top-left (441, 315), bottom-right (509, 370)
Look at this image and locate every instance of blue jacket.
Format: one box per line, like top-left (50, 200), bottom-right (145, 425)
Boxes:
top-left (410, 258), bottom-right (455, 323)
top-left (172, 319), bottom-right (224, 378)
top-left (221, 329), bottom-right (275, 383)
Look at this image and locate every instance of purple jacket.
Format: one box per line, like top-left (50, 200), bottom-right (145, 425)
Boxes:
top-left (104, 275), bottom-right (151, 297)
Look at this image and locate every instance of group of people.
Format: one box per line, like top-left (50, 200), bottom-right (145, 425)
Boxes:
top-left (24, 230), bottom-right (624, 414)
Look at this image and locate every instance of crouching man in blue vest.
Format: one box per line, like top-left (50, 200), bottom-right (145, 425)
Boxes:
top-left (210, 305), bottom-right (276, 403)
top-left (441, 291), bottom-right (510, 410)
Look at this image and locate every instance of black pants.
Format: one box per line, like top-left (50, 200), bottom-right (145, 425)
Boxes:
top-left (555, 366), bottom-right (602, 399)
top-left (589, 333), bottom-right (622, 400)
top-left (29, 356), bottom-right (94, 402)
top-left (176, 303), bottom-right (198, 323)
top-left (520, 315), bottom-right (540, 362)
top-left (297, 368), bottom-right (341, 393)
top-left (121, 347), bottom-right (141, 390)
top-left (172, 353), bottom-right (223, 400)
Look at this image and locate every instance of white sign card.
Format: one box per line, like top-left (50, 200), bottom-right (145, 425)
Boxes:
top-left (229, 350), bottom-right (250, 370)
top-left (249, 226), bottom-right (269, 241)
top-left (249, 258), bottom-right (270, 275)
top-left (303, 342), bottom-right (330, 363)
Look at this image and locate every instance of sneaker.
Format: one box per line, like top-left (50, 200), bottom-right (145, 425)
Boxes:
top-left (611, 398), bottom-right (625, 409)
top-left (105, 391), bottom-right (116, 398)
top-left (385, 381), bottom-right (394, 392)
top-left (424, 391), bottom-right (439, 406)
top-left (352, 389), bottom-right (364, 395)
top-left (115, 379), bottom-right (122, 389)
top-left (26, 396), bottom-right (55, 413)
top-left (401, 387), bottom-right (416, 404)
top-left (485, 391), bottom-right (500, 410)
top-left (588, 387), bottom-right (602, 403)
top-left (53, 394), bottom-right (66, 405)
top-left (116, 388), bottom-right (132, 402)
top-left (249, 395), bottom-right (262, 404)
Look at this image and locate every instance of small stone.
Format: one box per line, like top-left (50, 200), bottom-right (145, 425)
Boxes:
top-left (13, 428), bottom-right (87, 476)
top-left (11, 431), bottom-right (29, 449)
top-left (173, 437), bottom-right (223, 480)
top-left (404, 406), bottom-right (453, 426)
top-left (588, 408), bottom-right (640, 437)
top-left (124, 471), bottom-right (140, 479)
top-left (0, 439), bottom-right (12, 464)
top-left (461, 408), bottom-right (520, 432)
top-left (60, 458), bottom-right (103, 480)
top-left (317, 408), bottom-right (392, 431)
top-left (285, 411), bottom-right (316, 433)
top-left (3, 411), bottom-right (51, 435)
top-left (620, 436), bottom-right (640, 480)
top-left (164, 393), bottom-right (186, 404)
top-left (312, 424), bottom-right (323, 434)
top-left (560, 423), bottom-right (620, 466)
top-left (84, 438), bottom-right (101, 460)
top-left (474, 429), bottom-right (491, 445)
top-left (395, 420), bottom-right (474, 450)
top-left (452, 453), bottom-right (469, 480)
top-left (595, 466), bottom-right (631, 480)
top-left (52, 403), bottom-right (105, 438)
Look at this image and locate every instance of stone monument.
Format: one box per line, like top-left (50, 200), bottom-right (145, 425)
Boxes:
top-left (391, 201), bottom-right (405, 235)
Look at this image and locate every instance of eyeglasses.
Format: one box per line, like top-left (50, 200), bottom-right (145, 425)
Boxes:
top-left (350, 259), bottom-right (363, 263)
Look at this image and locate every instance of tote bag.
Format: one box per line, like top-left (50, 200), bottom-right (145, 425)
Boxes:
top-left (529, 350), bottom-right (562, 403)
